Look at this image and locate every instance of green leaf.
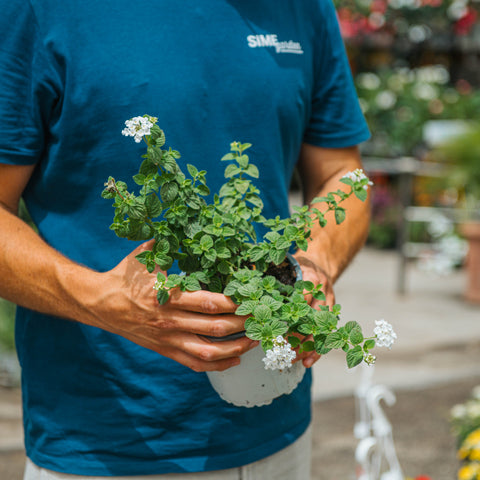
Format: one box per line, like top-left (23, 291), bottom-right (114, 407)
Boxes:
top-left (298, 324), bottom-right (314, 335)
top-left (269, 248), bottom-right (287, 265)
top-left (217, 260), bottom-right (231, 275)
top-left (187, 164), bottom-right (198, 178)
top-left (300, 340), bottom-right (315, 352)
top-left (215, 246), bottom-right (231, 259)
top-left (276, 237), bottom-right (292, 250)
top-left (204, 249), bottom-right (217, 262)
top-left (270, 320), bottom-right (288, 337)
top-left (133, 173), bottom-right (146, 185)
top-left (196, 184), bottom-right (210, 196)
top-left (325, 331), bottom-right (346, 350)
top-left (237, 154), bottom-right (249, 168)
top-left (184, 276), bottom-right (202, 291)
top-left (349, 326), bottom-right (364, 345)
top-left (156, 289), bottom-right (170, 305)
top-left (245, 164), bottom-right (259, 178)
top-left (221, 153), bottom-right (235, 161)
top-left (136, 250), bottom-right (153, 266)
top-left (154, 253), bottom-right (173, 271)
top-left (312, 289), bottom-right (326, 301)
top-left (237, 283), bottom-right (257, 298)
top-left (249, 246), bottom-right (267, 262)
top-left (354, 187), bottom-right (368, 202)
top-left (139, 159), bottom-right (158, 176)
top-left (334, 207), bottom-right (346, 224)
top-left (253, 304), bottom-right (272, 322)
top-left (223, 280), bottom-right (241, 297)
top-left (344, 321), bottom-right (359, 333)
top-left (224, 164), bottom-right (241, 178)
top-left (288, 336), bottom-right (301, 349)
top-left (161, 182), bottom-right (179, 202)
top-left (364, 339), bottom-right (376, 351)
top-left (209, 277), bottom-right (223, 293)
top-left (236, 301), bottom-right (257, 316)
top-left (346, 346), bottom-right (364, 368)
top-left (264, 231), bottom-right (281, 243)
top-left (145, 194), bottom-right (162, 217)
top-left (246, 323), bottom-right (264, 341)
top-left (234, 179), bottom-right (250, 195)
top-left (199, 235), bottom-right (213, 250)
top-left (296, 239), bottom-right (309, 252)
top-left (295, 280), bottom-right (315, 292)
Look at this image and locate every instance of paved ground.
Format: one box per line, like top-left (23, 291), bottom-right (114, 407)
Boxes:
top-left (1, 247), bottom-right (479, 479)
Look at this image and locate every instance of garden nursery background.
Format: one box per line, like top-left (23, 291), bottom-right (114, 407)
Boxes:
top-left (1, 0), bottom-right (480, 479)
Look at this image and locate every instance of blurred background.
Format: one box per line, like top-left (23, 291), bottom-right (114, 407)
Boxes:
top-left (1, 1), bottom-right (480, 479)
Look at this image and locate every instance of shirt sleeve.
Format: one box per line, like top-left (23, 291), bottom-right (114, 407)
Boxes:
top-left (0, 0), bottom-right (60, 165)
top-left (303, 0), bottom-right (370, 148)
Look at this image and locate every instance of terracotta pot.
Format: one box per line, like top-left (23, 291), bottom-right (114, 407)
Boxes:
top-left (461, 222), bottom-right (480, 304)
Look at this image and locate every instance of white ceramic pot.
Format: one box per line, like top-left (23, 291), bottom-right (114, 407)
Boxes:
top-left (206, 345), bottom-right (306, 407)
top-left (206, 254), bottom-right (306, 407)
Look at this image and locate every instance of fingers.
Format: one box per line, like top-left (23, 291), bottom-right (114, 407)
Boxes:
top-left (168, 288), bottom-right (238, 314)
top-left (135, 331), bottom-right (258, 372)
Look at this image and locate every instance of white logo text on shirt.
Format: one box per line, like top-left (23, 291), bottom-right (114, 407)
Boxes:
top-left (247, 34), bottom-right (304, 55)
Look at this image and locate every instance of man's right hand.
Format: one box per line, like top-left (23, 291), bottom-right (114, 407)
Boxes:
top-left (90, 240), bottom-right (257, 372)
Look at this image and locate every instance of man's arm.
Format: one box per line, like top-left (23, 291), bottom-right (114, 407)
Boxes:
top-left (294, 143), bottom-right (371, 367)
top-left (0, 163), bottom-right (255, 372)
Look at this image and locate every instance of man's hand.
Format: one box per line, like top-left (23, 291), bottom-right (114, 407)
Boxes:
top-left (292, 254), bottom-right (336, 368)
top-left (91, 241), bottom-right (257, 372)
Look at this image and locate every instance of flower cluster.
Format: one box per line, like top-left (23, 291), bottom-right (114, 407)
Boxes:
top-left (342, 169), bottom-right (374, 190)
top-left (451, 387), bottom-right (480, 479)
top-left (262, 336), bottom-right (297, 370)
top-left (121, 115), bottom-right (156, 143)
top-left (334, 0), bottom-right (479, 40)
top-left (373, 319), bottom-right (397, 348)
top-left (355, 66), bottom-right (480, 157)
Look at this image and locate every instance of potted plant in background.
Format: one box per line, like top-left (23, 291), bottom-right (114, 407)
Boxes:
top-left (102, 115), bottom-right (396, 407)
top-left (433, 124), bottom-right (480, 304)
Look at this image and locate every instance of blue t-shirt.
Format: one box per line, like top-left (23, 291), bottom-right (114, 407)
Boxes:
top-left (0, 0), bottom-right (369, 475)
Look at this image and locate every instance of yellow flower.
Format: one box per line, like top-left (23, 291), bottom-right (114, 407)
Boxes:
top-left (458, 462), bottom-right (480, 480)
top-left (471, 449), bottom-right (480, 462)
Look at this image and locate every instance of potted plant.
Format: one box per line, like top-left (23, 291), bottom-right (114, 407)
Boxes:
top-left (434, 124), bottom-right (480, 304)
top-left (102, 115), bottom-right (396, 407)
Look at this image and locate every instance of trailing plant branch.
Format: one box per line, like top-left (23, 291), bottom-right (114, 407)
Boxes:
top-left (102, 115), bottom-right (396, 370)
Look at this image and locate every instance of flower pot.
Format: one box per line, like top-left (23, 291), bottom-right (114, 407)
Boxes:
top-left (206, 254), bottom-right (306, 407)
top-left (206, 345), bottom-right (306, 407)
top-left (461, 222), bottom-right (480, 304)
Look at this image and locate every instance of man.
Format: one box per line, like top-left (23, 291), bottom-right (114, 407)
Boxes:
top-left (0, 0), bottom-right (370, 478)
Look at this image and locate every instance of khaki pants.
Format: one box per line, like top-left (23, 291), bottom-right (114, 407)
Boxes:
top-left (24, 425), bottom-right (312, 480)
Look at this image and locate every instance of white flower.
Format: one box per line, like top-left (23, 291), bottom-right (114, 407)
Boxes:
top-left (342, 169), bottom-right (374, 190)
top-left (262, 336), bottom-right (297, 371)
top-left (364, 353), bottom-right (376, 365)
top-left (451, 403), bottom-right (468, 419)
top-left (122, 116), bottom-right (155, 143)
top-left (471, 386), bottom-right (480, 400)
top-left (373, 319), bottom-right (397, 349)
top-left (357, 73), bottom-right (381, 90)
top-left (375, 90), bottom-right (397, 110)
top-left (427, 213), bottom-right (453, 239)
top-left (413, 83), bottom-right (438, 101)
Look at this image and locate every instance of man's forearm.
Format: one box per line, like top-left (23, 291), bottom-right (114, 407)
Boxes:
top-left (301, 179), bottom-right (370, 284)
top-left (0, 205), bottom-right (103, 324)
top-left (296, 143), bottom-right (371, 284)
